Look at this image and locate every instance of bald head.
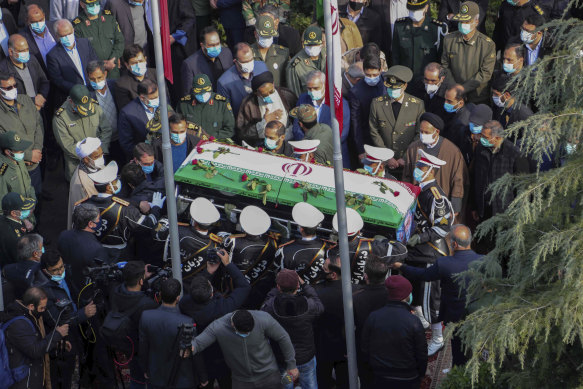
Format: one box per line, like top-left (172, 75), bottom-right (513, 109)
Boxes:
top-left (450, 224), bottom-right (472, 249)
top-left (9, 34), bottom-right (28, 50)
top-left (27, 4), bottom-right (45, 21)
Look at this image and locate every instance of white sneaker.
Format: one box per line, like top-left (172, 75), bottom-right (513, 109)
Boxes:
top-left (413, 309), bottom-right (430, 329)
top-left (428, 337), bottom-right (444, 356)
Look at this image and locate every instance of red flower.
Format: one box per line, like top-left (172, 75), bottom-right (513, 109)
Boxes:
top-left (196, 146), bottom-right (203, 154)
top-left (209, 136), bottom-right (216, 141)
top-left (191, 159), bottom-right (198, 165)
top-left (393, 191), bottom-right (400, 197)
top-left (241, 173), bottom-right (248, 182)
top-left (293, 182), bottom-right (300, 189)
top-left (257, 147), bottom-right (264, 152)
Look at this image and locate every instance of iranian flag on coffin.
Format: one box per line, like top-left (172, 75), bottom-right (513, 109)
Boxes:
top-left (175, 141), bottom-right (419, 238)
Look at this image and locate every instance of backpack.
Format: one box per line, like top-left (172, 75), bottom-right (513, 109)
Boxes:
top-left (0, 316), bottom-right (35, 389)
top-left (99, 303), bottom-right (144, 356)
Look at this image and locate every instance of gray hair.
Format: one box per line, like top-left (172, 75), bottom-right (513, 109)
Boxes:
top-left (86, 60), bottom-right (106, 76)
top-left (54, 19), bottom-right (72, 33)
top-left (484, 120), bottom-right (505, 137)
top-left (73, 203), bottom-right (100, 230)
top-left (347, 61), bottom-right (365, 78)
top-left (425, 62), bottom-right (446, 78)
top-left (17, 233), bottom-right (43, 261)
top-left (450, 224), bottom-right (472, 247)
top-left (306, 70), bottom-right (325, 85)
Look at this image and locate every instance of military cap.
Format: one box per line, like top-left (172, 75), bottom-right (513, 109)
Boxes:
top-left (289, 104), bottom-right (317, 123)
top-left (452, 1), bottom-right (479, 22)
top-left (1, 192), bottom-right (36, 212)
top-left (70, 85), bottom-right (95, 116)
top-left (384, 65), bottom-right (413, 88)
top-left (80, 0), bottom-right (99, 4)
top-left (256, 14), bottom-right (278, 37)
top-left (468, 104), bottom-right (493, 126)
top-left (240, 205), bottom-right (271, 236)
top-left (189, 197), bottom-right (220, 225)
top-left (364, 144), bottom-right (395, 163)
top-left (88, 161), bottom-right (118, 184)
top-left (407, 0), bottom-right (429, 10)
top-left (289, 139), bottom-right (320, 155)
top-left (416, 149), bottom-right (446, 169)
top-left (192, 74), bottom-right (212, 94)
top-left (332, 208), bottom-right (364, 236)
top-left (0, 131), bottom-right (32, 151)
top-left (303, 25), bottom-right (323, 46)
top-left (75, 137), bottom-right (101, 159)
top-left (292, 202), bottom-right (324, 228)
top-left (419, 112), bottom-right (445, 131)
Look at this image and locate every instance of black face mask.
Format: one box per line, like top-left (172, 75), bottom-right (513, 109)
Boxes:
top-left (349, 1), bottom-right (364, 11)
top-left (31, 309), bottom-right (42, 319)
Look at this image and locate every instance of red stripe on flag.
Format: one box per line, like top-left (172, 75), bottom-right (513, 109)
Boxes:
top-left (324, 60), bottom-right (343, 136)
top-left (159, 0), bottom-right (173, 84)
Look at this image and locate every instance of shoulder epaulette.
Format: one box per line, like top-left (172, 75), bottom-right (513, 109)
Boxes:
top-left (376, 96), bottom-right (385, 102)
top-left (430, 186), bottom-right (442, 200)
top-left (112, 196), bottom-right (129, 206)
top-left (55, 107), bottom-right (64, 116)
top-left (187, 122), bottom-right (200, 130)
top-left (229, 233), bottom-right (246, 239)
top-left (0, 163), bottom-right (7, 176)
top-left (91, 98), bottom-right (99, 104)
top-left (178, 221), bottom-right (189, 226)
top-left (291, 57), bottom-right (301, 67)
top-left (214, 94), bottom-right (226, 101)
top-left (279, 239), bottom-right (296, 248)
top-left (360, 237), bottom-right (374, 242)
top-left (181, 95), bottom-right (191, 101)
top-left (485, 36), bottom-right (492, 42)
top-left (409, 96), bottom-right (419, 103)
top-left (73, 18), bottom-right (81, 25)
top-left (104, 9), bottom-right (112, 14)
top-left (276, 44), bottom-right (287, 51)
top-left (534, 4), bottom-right (544, 14)
top-left (74, 196), bottom-right (89, 206)
top-left (431, 19), bottom-right (444, 26)
top-left (210, 233), bottom-right (223, 243)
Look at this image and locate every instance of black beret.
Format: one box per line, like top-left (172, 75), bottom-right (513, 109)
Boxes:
top-left (419, 112), bottom-right (444, 131)
top-left (251, 71), bottom-right (274, 92)
top-left (467, 103), bottom-right (493, 126)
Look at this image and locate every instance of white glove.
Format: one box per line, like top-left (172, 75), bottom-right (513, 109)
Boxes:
top-left (149, 192), bottom-right (166, 209)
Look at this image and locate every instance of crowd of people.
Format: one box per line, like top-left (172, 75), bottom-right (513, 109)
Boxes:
top-left (0, 0), bottom-right (579, 387)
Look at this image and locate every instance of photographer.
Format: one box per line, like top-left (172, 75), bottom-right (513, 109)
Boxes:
top-left (140, 278), bottom-right (206, 389)
top-left (38, 249), bottom-right (97, 389)
top-left (108, 261), bottom-right (159, 388)
top-left (180, 248), bottom-right (251, 388)
top-left (3, 234), bottom-right (45, 301)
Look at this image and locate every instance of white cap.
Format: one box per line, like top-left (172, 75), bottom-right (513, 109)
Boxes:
top-left (75, 137), bottom-right (101, 159)
top-left (288, 139), bottom-right (320, 155)
top-left (240, 205), bottom-right (271, 235)
top-left (417, 149), bottom-right (446, 169)
top-left (332, 207), bottom-right (364, 236)
top-left (364, 144), bottom-right (394, 163)
top-left (292, 202), bottom-right (324, 228)
top-left (189, 197), bottom-right (220, 225)
top-left (87, 161), bottom-right (118, 184)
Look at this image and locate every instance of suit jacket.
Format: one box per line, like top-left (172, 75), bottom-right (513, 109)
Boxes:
top-left (348, 79), bottom-right (386, 154)
top-left (106, 0), bottom-right (153, 51)
top-left (0, 56), bottom-right (50, 99)
top-left (89, 79), bottom-right (121, 111)
top-left (180, 48), bottom-right (234, 96)
top-left (18, 27), bottom-right (53, 74)
top-left (217, 60), bottom-right (268, 116)
top-left (117, 97), bottom-right (151, 155)
top-left (114, 67), bottom-right (158, 110)
top-left (339, 6), bottom-right (383, 48)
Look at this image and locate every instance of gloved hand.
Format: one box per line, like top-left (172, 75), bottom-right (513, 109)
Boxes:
top-left (149, 192), bottom-right (167, 209)
top-left (407, 234), bottom-right (421, 247)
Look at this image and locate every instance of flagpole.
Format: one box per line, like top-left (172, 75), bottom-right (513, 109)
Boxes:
top-left (150, 0), bottom-right (183, 286)
top-left (322, 1), bottom-right (358, 387)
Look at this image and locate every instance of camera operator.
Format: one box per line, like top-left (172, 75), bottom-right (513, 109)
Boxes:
top-left (38, 249), bottom-right (97, 389)
top-left (3, 287), bottom-right (69, 389)
top-left (180, 248), bottom-right (251, 388)
top-left (108, 260), bottom-right (159, 389)
top-left (139, 278), bottom-right (206, 389)
top-left (3, 234), bottom-right (45, 301)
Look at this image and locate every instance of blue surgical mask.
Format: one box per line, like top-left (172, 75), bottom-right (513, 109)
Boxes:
top-left (236, 331), bottom-right (250, 338)
top-left (20, 209), bottom-right (31, 220)
top-left (50, 270), bottom-right (66, 283)
top-left (308, 89), bottom-right (323, 101)
top-left (469, 122), bottom-right (482, 134)
top-left (16, 51), bottom-right (30, 63)
top-left (195, 92), bottom-right (211, 103)
top-left (364, 76), bottom-right (380, 86)
top-left (503, 62), bottom-right (516, 74)
top-left (12, 151), bottom-right (25, 161)
top-left (387, 87), bottom-right (402, 99)
top-left (171, 132), bottom-right (186, 144)
top-left (142, 164), bottom-right (154, 174)
top-left (444, 102), bottom-right (458, 113)
top-left (41, 246), bottom-right (45, 254)
top-left (30, 21), bottom-right (46, 34)
top-left (262, 94), bottom-right (274, 104)
top-left (90, 80), bottom-right (107, 90)
top-left (363, 165), bottom-right (374, 174)
top-left (130, 62), bottom-right (147, 77)
top-left (129, 0), bottom-right (143, 5)
top-left (407, 293), bottom-right (413, 305)
top-left (86, 3), bottom-right (100, 15)
top-left (565, 143), bottom-right (577, 155)
top-left (458, 23), bottom-right (472, 35)
top-left (90, 219), bottom-right (102, 232)
top-left (506, 0), bottom-right (517, 5)
top-left (480, 137), bottom-right (494, 148)
top-left (206, 46), bottom-right (222, 58)
top-left (413, 167), bottom-right (425, 183)
top-left (60, 33), bottom-right (75, 48)
top-left (146, 97), bottom-right (159, 109)
top-left (264, 138), bottom-right (278, 150)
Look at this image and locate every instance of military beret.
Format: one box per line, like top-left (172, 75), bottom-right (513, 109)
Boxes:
top-left (251, 71), bottom-right (274, 92)
top-left (452, 1), bottom-right (479, 22)
top-left (419, 112), bottom-right (445, 131)
top-left (384, 65), bottom-right (413, 87)
top-left (303, 25), bottom-right (323, 46)
top-left (256, 14), bottom-right (278, 37)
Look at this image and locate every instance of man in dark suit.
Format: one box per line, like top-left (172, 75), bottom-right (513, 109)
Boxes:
top-left (409, 62), bottom-right (453, 122)
top-left (46, 18), bottom-right (99, 106)
top-left (115, 44), bottom-right (161, 110)
top-left (0, 7), bottom-right (18, 60)
top-left (106, 0), bottom-right (153, 55)
top-left (394, 224), bottom-right (483, 366)
top-left (181, 25), bottom-right (233, 96)
top-left (19, 5), bottom-right (56, 74)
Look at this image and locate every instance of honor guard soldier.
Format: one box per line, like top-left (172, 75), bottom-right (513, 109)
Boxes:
top-left (358, 144), bottom-right (397, 179)
top-left (80, 161), bottom-right (166, 259)
top-left (222, 205), bottom-right (279, 307)
top-left (0, 193), bottom-right (36, 266)
top-left (73, 0), bottom-right (125, 79)
top-left (288, 139), bottom-right (319, 164)
top-left (286, 26), bottom-right (327, 97)
top-left (251, 15), bottom-right (289, 87)
top-left (369, 66), bottom-right (425, 179)
top-left (0, 131), bottom-right (37, 203)
top-left (405, 149), bottom-right (454, 338)
top-left (392, 0), bottom-right (447, 80)
top-left (177, 74), bottom-right (236, 140)
top-left (275, 202), bottom-right (332, 284)
top-left (331, 207), bottom-right (374, 284)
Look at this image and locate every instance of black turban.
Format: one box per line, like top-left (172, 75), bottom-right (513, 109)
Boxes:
top-left (251, 71), bottom-right (274, 92)
top-left (419, 112), bottom-right (444, 131)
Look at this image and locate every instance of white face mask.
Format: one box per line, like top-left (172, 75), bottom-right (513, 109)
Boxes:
top-left (420, 132), bottom-right (436, 145)
top-left (257, 36), bottom-right (273, 48)
top-left (304, 45), bottom-right (322, 57)
top-left (93, 156), bottom-right (105, 169)
top-left (238, 60), bottom-right (254, 74)
top-left (409, 9), bottom-right (425, 22)
top-left (520, 29), bottom-right (535, 44)
top-left (424, 83), bottom-right (439, 95)
top-left (492, 95), bottom-right (505, 108)
top-left (1, 87), bottom-right (17, 100)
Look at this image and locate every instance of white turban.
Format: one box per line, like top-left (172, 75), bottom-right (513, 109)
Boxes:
top-left (75, 137), bottom-right (101, 159)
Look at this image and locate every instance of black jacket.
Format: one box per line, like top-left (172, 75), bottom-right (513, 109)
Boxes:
top-left (361, 301), bottom-right (428, 380)
top-left (3, 260), bottom-right (42, 302)
top-left (352, 284), bottom-right (387, 353)
top-left (180, 48), bottom-right (234, 96)
top-left (113, 67), bottom-right (159, 111)
top-left (494, 103), bottom-right (533, 130)
top-left (442, 105), bottom-right (471, 147)
top-left (339, 6), bottom-right (383, 48)
top-left (0, 56), bottom-right (50, 100)
top-left (18, 27), bottom-right (52, 74)
top-left (262, 285), bottom-right (324, 365)
top-left (0, 215), bottom-right (26, 267)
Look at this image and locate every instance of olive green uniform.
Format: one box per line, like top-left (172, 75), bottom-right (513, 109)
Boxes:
top-left (0, 96), bottom-right (44, 172)
top-left (177, 93), bottom-right (236, 140)
top-left (251, 43), bottom-right (289, 87)
top-left (369, 93), bottom-right (425, 160)
top-left (73, 10), bottom-right (125, 79)
top-left (286, 50), bottom-right (326, 98)
top-left (441, 30), bottom-right (496, 104)
top-left (304, 123), bottom-right (334, 165)
top-left (53, 99), bottom-right (112, 181)
top-left (0, 153), bottom-right (36, 202)
top-left (392, 17), bottom-right (446, 79)
top-left (242, 0), bottom-right (290, 26)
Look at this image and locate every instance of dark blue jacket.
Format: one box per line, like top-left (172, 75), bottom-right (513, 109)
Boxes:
top-left (118, 97), bottom-right (151, 156)
top-left (217, 61), bottom-right (268, 116)
top-left (180, 48), bottom-right (234, 96)
top-left (3, 260), bottom-right (42, 301)
top-left (216, 0), bottom-right (245, 30)
top-left (401, 249), bottom-right (483, 323)
top-left (348, 79), bottom-right (386, 154)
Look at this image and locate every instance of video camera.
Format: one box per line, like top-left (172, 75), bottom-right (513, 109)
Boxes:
top-left (177, 323), bottom-right (196, 352)
top-left (83, 261), bottom-right (127, 285)
top-left (145, 265), bottom-right (173, 298)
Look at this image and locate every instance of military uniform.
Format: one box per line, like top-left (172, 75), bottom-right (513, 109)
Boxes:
top-left (275, 238), bottom-right (333, 284)
top-left (177, 93), bottom-right (235, 139)
top-left (170, 226), bottom-right (223, 283)
top-left (347, 237), bottom-right (374, 284)
top-left (242, 0), bottom-right (290, 26)
top-left (251, 43), bottom-right (289, 87)
top-left (286, 26), bottom-right (326, 97)
top-left (73, 9), bottom-right (125, 79)
top-left (0, 153), bottom-right (36, 202)
top-left (493, 0), bottom-right (546, 51)
top-left (0, 215), bottom-right (27, 266)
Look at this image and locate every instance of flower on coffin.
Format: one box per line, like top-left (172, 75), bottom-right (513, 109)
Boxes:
top-left (191, 160), bottom-right (233, 181)
top-left (245, 176), bottom-right (272, 205)
top-left (196, 145), bottom-right (239, 159)
top-left (373, 181), bottom-right (400, 197)
top-left (293, 181), bottom-right (330, 202)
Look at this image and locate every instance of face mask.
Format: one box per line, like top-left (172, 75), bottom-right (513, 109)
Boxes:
top-left (90, 219), bottom-right (102, 232)
top-left (141, 164), bottom-right (154, 174)
top-left (420, 132), bottom-right (436, 145)
top-left (308, 89), bottom-right (324, 101)
top-left (387, 87), bottom-right (402, 99)
top-left (503, 62), bottom-right (516, 74)
top-left (20, 209), bottom-right (31, 219)
top-left (146, 97), bottom-right (159, 109)
top-left (11, 151), bottom-right (25, 161)
top-left (130, 62), bottom-right (147, 77)
top-left (60, 33), bottom-right (75, 48)
top-left (262, 94), bottom-right (274, 104)
top-left (86, 3), bottom-right (100, 15)
top-left (235, 331), bottom-right (250, 338)
top-left (238, 61), bottom-right (254, 74)
top-left (480, 137), bottom-right (494, 148)
top-left (171, 132), bottom-right (186, 144)
top-left (444, 102), bottom-right (458, 113)
top-left (349, 1), bottom-right (364, 11)
top-left (413, 167), bottom-right (425, 183)
top-left (409, 9), bottom-right (425, 22)
top-left (458, 23), bottom-right (472, 35)
top-left (93, 156), bottom-right (105, 168)
top-left (195, 92), bottom-right (211, 103)
top-left (469, 122), bottom-right (482, 134)
top-left (363, 165), bottom-right (374, 174)
top-left (492, 95), bottom-right (505, 108)
top-left (507, 0), bottom-right (517, 5)
top-left (520, 29), bottom-right (535, 44)
top-left (90, 80), bottom-right (106, 90)
top-left (264, 138), bottom-right (278, 150)
top-left (565, 143), bottom-right (577, 155)
top-left (407, 293), bottom-right (413, 305)
top-left (15, 51), bottom-right (30, 63)
top-left (129, 0), bottom-right (143, 5)
top-left (1, 87), bottom-right (18, 100)
top-left (257, 36), bottom-right (273, 48)
top-left (30, 21), bottom-right (46, 34)
top-left (109, 181), bottom-right (122, 194)
top-left (41, 246), bottom-right (45, 254)
top-left (304, 45), bottom-right (322, 57)
top-left (206, 46), bottom-right (222, 58)
top-left (50, 270), bottom-right (66, 283)
top-left (364, 75), bottom-right (380, 86)
top-left (425, 83), bottom-right (439, 95)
